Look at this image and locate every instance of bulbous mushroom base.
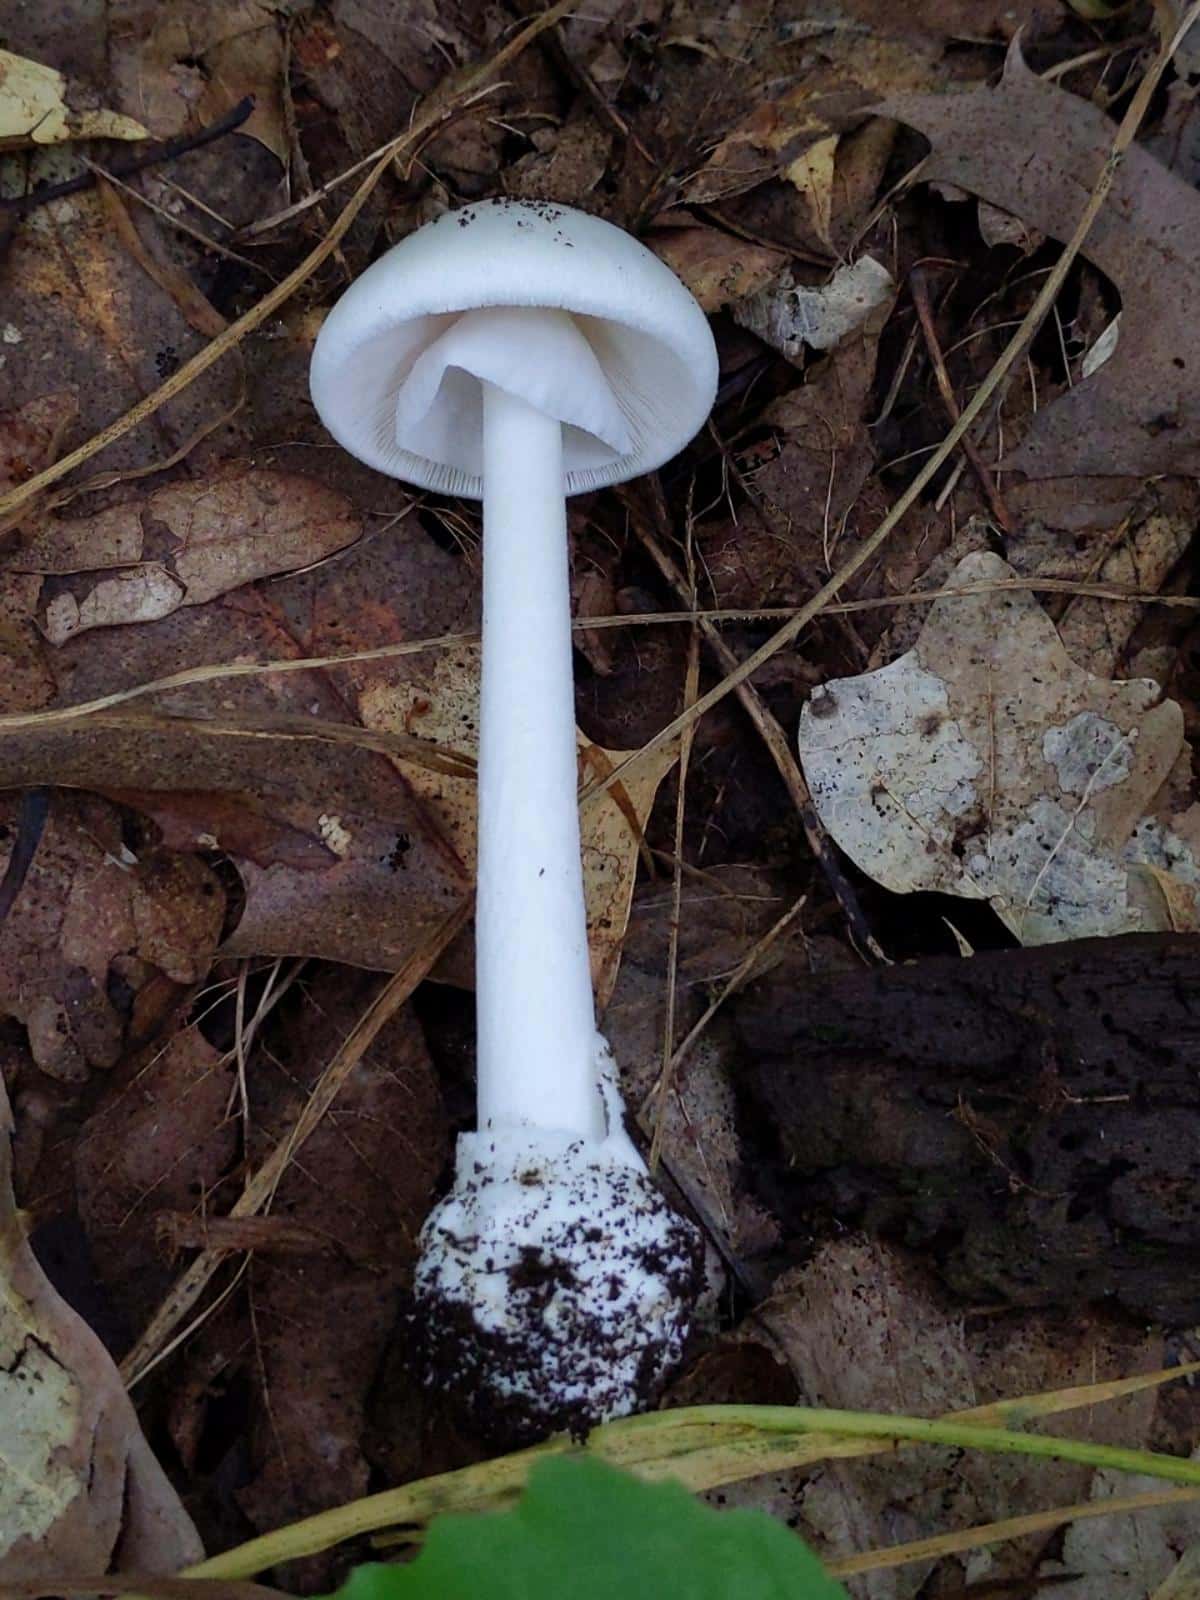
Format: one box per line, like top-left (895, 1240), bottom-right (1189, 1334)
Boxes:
top-left (413, 1127), bottom-right (703, 1442)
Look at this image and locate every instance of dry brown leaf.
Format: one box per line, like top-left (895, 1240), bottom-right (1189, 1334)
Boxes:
top-left (798, 552), bottom-right (1200, 944)
top-left (74, 1028), bottom-right (238, 1333)
top-left (0, 525), bottom-right (473, 974)
top-left (648, 222), bottom-right (788, 313)
top-left (107, 0), bottom-right (288, 162)
top-left (879, 43), bottom-right (1200, 477)
top-left (191, 970), bottom-right (446, 1590)
top-left (0, 48), bottom-right (147, 147)
top-left (64, 943), bottom-right (454, 1574)
top-left (95, 180), bottom-right (228, 340)
top-left (358, 640), bottom-right (679, 1004)
top-left (11, 469), bottom-right (361, 639)
top-left (698, 277), bottom-right (895, 614)
top-left (682, 98), bottom-right (833, 207)
top-left (0, 166), bottom-right (243, 485)
top-left (679, 32), bottom-right (938, 209)
top-left (0, 1076), bottom-right (202, 1579)
top-left (785, 132), bottom-right (838, 247)
top-left (0, 794), bottom-right (224, 1079)
top-left (1007, 488), bottom-right (1197, 680)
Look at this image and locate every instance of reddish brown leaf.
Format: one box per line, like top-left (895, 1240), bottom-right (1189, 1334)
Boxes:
top-left (0, 794), bottom-right (224, 1079)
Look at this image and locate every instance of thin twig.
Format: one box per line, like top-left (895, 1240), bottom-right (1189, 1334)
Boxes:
top-left (629, 481), bottom-right (887, 962)
top-left (909, 263), bottom-right (1013, 536)
top-left (82, 158), bottom-right (272, 276)
top-left (640, 893), bottom-right (806, 1128)
top-left (649, 501), bottom-right (700, 1173)
top-left (828, 1486), bottom-right (1200, 1580)
top-left (3, 576), bottom-right (1196, 740)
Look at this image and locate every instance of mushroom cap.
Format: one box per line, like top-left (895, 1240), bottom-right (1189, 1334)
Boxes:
top-left (309, 198), bottom-right (719, 498)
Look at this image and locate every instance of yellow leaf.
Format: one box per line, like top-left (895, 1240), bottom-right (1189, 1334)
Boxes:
top-left (785, 133), bottom-right (838, 249)
top-left (0, 49), bottom-right (148, 148)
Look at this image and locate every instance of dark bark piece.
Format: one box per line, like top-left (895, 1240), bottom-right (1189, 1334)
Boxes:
top-left (736, 933), bottom-right (1200, 1323)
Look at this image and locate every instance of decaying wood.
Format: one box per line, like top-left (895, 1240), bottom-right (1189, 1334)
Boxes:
top-left (738, 934), bottom-right (1200, 1323)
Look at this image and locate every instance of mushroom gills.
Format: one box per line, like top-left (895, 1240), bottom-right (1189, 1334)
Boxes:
top-left (394, 306), bottom-right (634, 479)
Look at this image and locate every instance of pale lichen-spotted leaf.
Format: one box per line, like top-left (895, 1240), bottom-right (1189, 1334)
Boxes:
top-left (797, 552), bottom-right (1199, 944)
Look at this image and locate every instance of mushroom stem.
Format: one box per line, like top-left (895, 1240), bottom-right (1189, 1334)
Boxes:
top-left (475, 380), bottom-right (603, 1143)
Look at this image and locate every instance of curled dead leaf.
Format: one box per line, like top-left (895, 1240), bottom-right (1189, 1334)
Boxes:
top-left (0, 1078), bottom-right (202, 1579)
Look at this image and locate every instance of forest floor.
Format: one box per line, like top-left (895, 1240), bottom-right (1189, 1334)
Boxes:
top-left (3, 1), bottom-right (1200, 1595)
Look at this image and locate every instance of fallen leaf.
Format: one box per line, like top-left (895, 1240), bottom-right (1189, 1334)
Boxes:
top-left (648, 222), bottom-right (788, 313)
top-left (95, 179), bottom-right (228, 340)
top-left (218, 970), bottom-right (446, 1589)
top-left (43, 568), bottom-right (185, 644)
top-left (101, 789), bottom-right (338, 872)
top-left (0, 155), bottom-right (243, 485)
top-left (1007, 486), bottom-right (1196, 681)
top-left (878, 43), bottom-right (1200, 477)
top-left (976, 196), bottom-right (1044, 254)
top-left (0, 1076), bottom-right (202, 1579)
top-left (0, 524), bottom-right (474, 974)
top-left (11, 468), bottom-right (362, 637)
top-left (107, 0), bottom-right (289, 163)
top-left (1041, 1468), bottom-right (1200, 1597)
top-left (0, 48), bottom-right (147, 147)
top-left (785, 132), bottom-right (838, 247)
top-left (733, 255), bottom-right (895, 362)
top-left (798, 551), bottom-right (1200, 944)
top-left (0, 793), bottom-right (225, 1079)
top-left (676, 28), bottom-right (939, 234)
top-left (74, 1027), bottom-right (238, 1332)
top-left (741, 1237), bottom-right (1171, 1597)
top-left (697, 277), bottom-right (897, 613)
top-left (359, 641), bottom-right (680, 1004)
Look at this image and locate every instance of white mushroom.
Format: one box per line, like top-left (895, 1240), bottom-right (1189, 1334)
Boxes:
top-left (310, 198), bottom-right (717, 1437)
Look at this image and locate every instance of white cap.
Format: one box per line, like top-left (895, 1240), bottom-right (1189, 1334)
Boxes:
top-left (309, 198), bottom-right (719, 499)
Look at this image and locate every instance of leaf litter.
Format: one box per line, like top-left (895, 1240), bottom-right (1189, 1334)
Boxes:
top-left (798, 551), bottom-right (1200, 944)
top-left (3, 0), bottom-right (1200, 1592)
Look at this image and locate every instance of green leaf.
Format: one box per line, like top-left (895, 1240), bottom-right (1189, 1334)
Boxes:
top-left (332, 1456), bottom-right (847, 1600)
